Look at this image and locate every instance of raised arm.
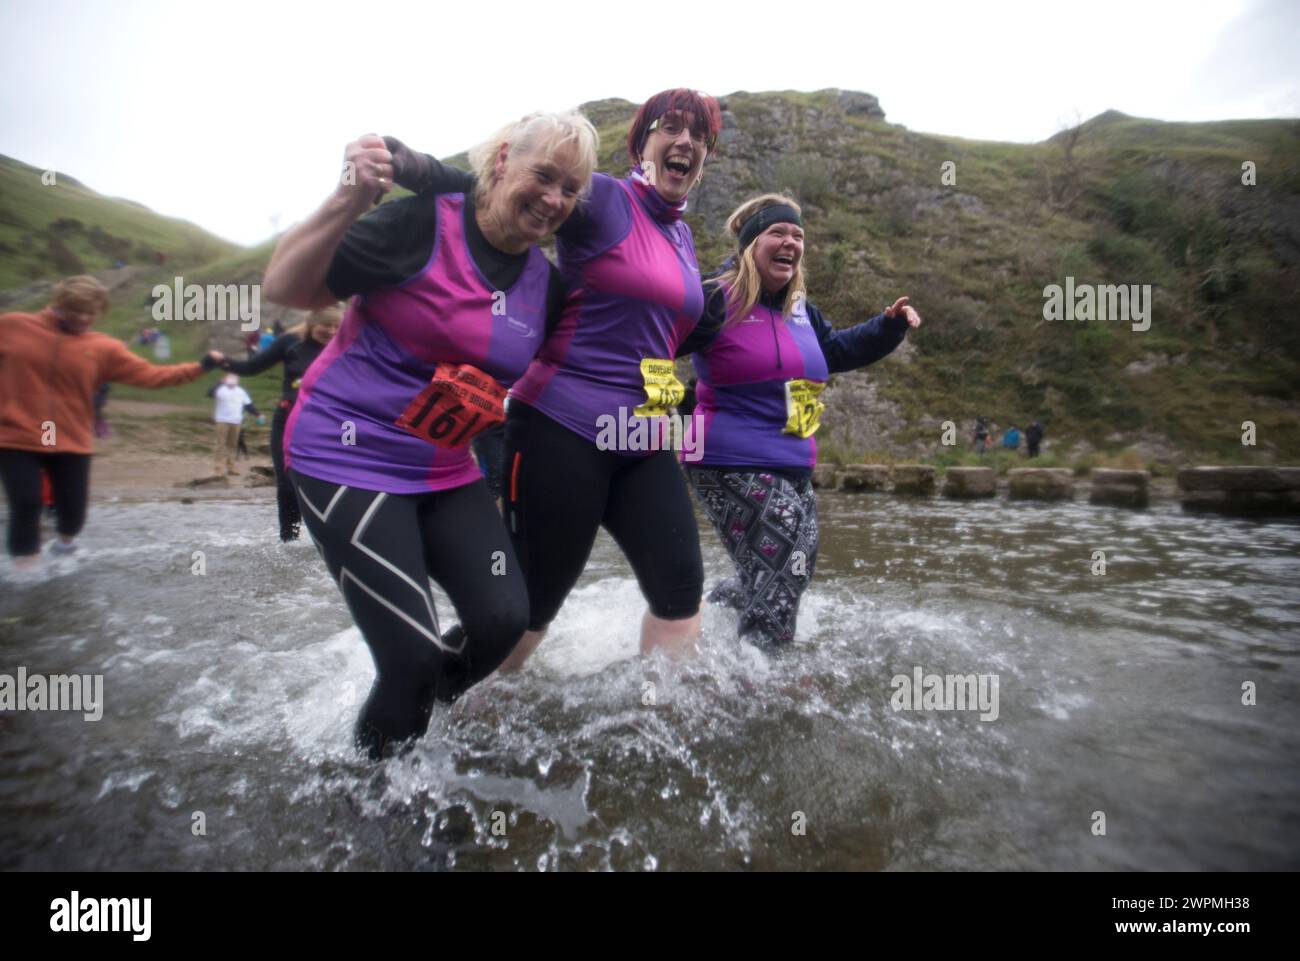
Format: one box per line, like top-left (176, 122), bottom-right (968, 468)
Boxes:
top-left (262, 135), bottom-right (394, 309)
top-left (384, 136), bottom-right (473, 195)
top-left (813, 296), bottom-right (921, 374)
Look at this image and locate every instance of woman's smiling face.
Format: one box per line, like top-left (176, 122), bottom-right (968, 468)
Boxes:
top-left (752, 222), bottom-right (805, 293)
top-left (490, 139), bottom-right (585, 248)
top-left (640, 110), bottom-right (708, 203)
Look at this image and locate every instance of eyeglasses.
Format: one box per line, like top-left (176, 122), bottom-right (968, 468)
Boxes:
top-left (648, 113), bottom-right (717, 150)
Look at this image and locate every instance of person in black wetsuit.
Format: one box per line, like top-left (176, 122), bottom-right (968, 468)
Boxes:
top-left (219, 307), bottom-right (339, 540)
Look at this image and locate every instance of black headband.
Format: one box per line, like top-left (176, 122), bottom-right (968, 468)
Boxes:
top-left (737, 204), bottom-right (802, 251)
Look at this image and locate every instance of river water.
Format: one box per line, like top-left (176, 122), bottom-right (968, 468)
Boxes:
top-left (2, 492), bottom-right (1298, 871)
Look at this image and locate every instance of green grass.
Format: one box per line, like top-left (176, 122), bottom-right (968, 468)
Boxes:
top-left (0, 155), bottom-right (239, 289)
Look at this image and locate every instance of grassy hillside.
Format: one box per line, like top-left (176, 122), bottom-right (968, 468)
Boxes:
top-left (0, 155), bottom-right (239, 289)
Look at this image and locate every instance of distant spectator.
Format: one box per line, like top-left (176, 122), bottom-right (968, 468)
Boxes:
top-left (153, 331), bottom-right (171, 361)
top-left (258, 327), bottom-right (274, 352)
top-left (1002, 424), bottom-right (1021, 451)
top-left (973, 416), bottom-right (990, 453)
top-left (245, 329), bottom-right (260, 360)
top-left (1026, 420), bottom-right (1044, 458)
top-left (208, 373), bottom-right (259, 476)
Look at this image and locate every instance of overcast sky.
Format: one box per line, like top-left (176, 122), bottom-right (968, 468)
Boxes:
top-left (2, 0), bottom-right (1297, 247)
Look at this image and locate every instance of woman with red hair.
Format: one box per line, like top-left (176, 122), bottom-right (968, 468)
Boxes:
top-left (395, 88), bottom-right (722, 666)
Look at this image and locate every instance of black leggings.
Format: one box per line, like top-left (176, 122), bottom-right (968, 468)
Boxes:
top-left (291, 470), bottom-right (528, 758)
top-left (471, 423), bottom-right (507, 500)
top-left (503, 401), bottom-right (703, 630)
top-left (0, 449), bottom-right (91, 557)
top-left (269, 407), bottom-right (301, 535)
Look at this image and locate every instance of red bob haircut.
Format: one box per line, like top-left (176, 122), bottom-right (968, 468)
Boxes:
top-left (626, 88), bottom-right (723, 163)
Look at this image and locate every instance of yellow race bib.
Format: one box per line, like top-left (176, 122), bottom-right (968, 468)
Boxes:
top-left (783, 379), bottom-right (827, 439)
top-left (634, 358), bottom-right (686, 417)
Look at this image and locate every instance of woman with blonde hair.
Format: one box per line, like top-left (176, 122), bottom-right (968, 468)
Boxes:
top-left (676, 193), bottom-right (923, 645)
top-left (262, 110), bottom-right (597, 759)
top-left (219, 306), bottom-right (341, 541)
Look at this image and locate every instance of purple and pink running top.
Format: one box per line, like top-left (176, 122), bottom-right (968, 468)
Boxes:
top-left (510, 170), bottom-right (705, 446)
top-left (286, 191), bottom-right (554, 494)
top-left (692, 287), bottom-right (829, 472)
top-left (687, 280), bottom-right (910, 473)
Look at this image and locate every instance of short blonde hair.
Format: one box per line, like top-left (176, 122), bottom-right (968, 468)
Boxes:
top-left (288, 304), bottom-right (343, 339)
top-left (718, 193), bottom-right (807, 322)
top-left (52, 275), bottom-right (109, 313)
top-left (468, 110), bottom-right (599, 205)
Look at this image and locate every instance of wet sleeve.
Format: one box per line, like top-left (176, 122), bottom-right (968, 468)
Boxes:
top-left (386, 140), bottom-right (474, 196)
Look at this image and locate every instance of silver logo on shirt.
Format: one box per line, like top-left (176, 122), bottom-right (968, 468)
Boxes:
top-left (506, 315), bottom-right (538, 338)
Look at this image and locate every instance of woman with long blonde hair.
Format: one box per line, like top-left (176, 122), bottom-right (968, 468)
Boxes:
top-left (219, 306), bottom-right (341, 541)
top-left (677, 193), bottom-right (923, 645)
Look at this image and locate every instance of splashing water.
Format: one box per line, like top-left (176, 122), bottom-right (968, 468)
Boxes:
top-left (2, 494), bottom-right (1298, 870)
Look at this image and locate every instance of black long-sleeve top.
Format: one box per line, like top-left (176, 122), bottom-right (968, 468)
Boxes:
top-left (222, 333), bottom-right (326, 407)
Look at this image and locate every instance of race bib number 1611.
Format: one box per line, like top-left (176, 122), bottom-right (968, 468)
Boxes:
top-left (395, 362), bottom-right (508, 449)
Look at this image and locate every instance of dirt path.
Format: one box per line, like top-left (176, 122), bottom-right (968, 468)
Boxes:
top-left (101, 399), bottom-right (201, 418)
top-left (91, 402), bottom-right (276, 502)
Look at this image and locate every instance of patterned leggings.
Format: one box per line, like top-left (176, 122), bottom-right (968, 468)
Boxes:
top-left (686, 468), bottom-right (819, 645)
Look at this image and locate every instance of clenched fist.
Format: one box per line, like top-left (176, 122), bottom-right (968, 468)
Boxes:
top-left (337, 134), bottom-right (394, 212)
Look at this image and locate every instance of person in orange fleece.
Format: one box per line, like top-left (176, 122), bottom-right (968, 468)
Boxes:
top-left (0, 275), bottom-right (225, 569)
